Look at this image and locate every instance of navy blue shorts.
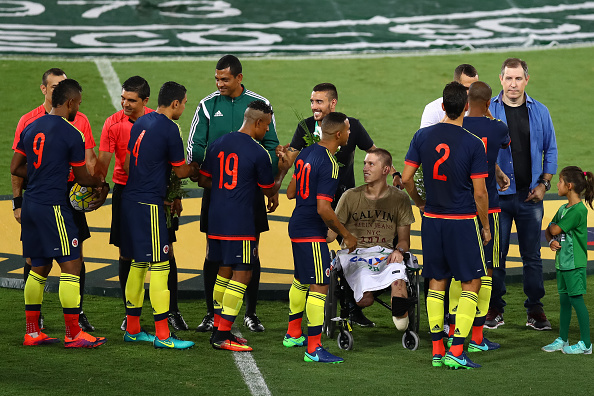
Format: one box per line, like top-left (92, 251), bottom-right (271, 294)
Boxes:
top-left (21, 199), bottom-right (81, 265)
top-left (291, 240), bottom-right (331, 285)
top-left (480, 211), bottom-right (500, 270)
top-left (421, 216), bottom-right (486, 282)
top-left (208, 238), bottom-right (255, 271)
top-left (120, 199), bottom-right (170, 263)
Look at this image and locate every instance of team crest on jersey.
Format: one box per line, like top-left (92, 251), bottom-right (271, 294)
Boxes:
top-left (72, 238), bottom-right (79, 247)
top-left (163, 245), bottom-right (169, 254)
top-left (325, 268), bottom-right (330, 277)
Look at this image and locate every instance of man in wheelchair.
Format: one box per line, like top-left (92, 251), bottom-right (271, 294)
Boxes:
top-left (327, 148), bottom-right (415, 331)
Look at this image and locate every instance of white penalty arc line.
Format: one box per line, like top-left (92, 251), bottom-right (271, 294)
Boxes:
top-left (232, 329), bottom-right (272, 396)
top-left (94, 58), bottom-right (121, 111)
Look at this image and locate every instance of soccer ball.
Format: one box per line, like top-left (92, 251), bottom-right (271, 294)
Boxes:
top-left (69, 183), bottom-right (94, 212)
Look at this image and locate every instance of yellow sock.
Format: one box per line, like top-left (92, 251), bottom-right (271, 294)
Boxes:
top-left (427, 289), bottom-right (446, 335)
top-left (149, 261), bottom-right (170, 316)
top-left (453, 290), bottom-right (478, 340)
top-left (59, 273), bottom-right (81, 310)
top-left (476, 276), bottom-right (492, 319)
top-left (449, 279), bottom-right (462, 316)
top-left (306, 292), bottom-right (326, 328)
top-left (125, 261), bottom-right (149, 309)
top-left (25, 272), bottom-right (46, 306)
top-left (219, 280), bottom-right (247, 331)
top-left (214, 275), bottom-right (230, 314)
top-left (289, 278), bottom-right (309, 317)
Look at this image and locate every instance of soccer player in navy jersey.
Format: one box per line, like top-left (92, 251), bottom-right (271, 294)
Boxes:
top-left (402, 81), bottom-right (491, 369)
top-left (283, 112), bottom-right (357, 364)
top-left (121, 81), bottom-right (200, 350)
top-left (197, 100), bottom-right (289, 351)
top-left (446, 81), bottom-right (510, 352)
top-left (11, 79), bottom-right (108, 348)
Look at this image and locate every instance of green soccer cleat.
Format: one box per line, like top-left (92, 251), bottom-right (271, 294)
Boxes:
top-left (444, 352), bottom-right (481, 369)
top-left (432, 354), bottom-right (444, 367)
top-left (153, 333), bottom-right (194, 350)
top-left (542, 337), bottom-right (568, 352)
top-left (562, 340), bottom-right (593, 355)
top-left (124, 329), bottom-right (156, 343)
top-left (283, 334), bottom-right (307, 348)
top-left (468, 337), bottom-right (500, 352)
top-left (446, 336), bottom-right (453, 348)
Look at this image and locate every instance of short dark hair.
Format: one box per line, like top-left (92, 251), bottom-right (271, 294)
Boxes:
top-left (158, 81), bottom-right (186, 107)
top-left (501, 58), bottom-right (529, 78)
top-left (52, 78), bottom-right (82, 108)
top-left (216, 54), bottom-right (242, 76)
top-left (42, 68), bottom-right (66, 86)
top-left (247, 100), bottom-right (273, 115)
top-left (321, 111), bottom-right (347, 135)
top-left (122, 76), bottom-right (150, 100)
top-left (313, 83), bottom-right (338, 102)
top-left (467, 81), bottom-right (492, 103)
top-left (367, 148), bottom-right (393, 168)
top-left (453, 64), bottom-right (477, 81)
top-left (442, 81), bottom-right (467, 120)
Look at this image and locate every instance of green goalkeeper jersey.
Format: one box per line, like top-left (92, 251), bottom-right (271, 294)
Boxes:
top-left (551, 201), bottom-right (588, 270)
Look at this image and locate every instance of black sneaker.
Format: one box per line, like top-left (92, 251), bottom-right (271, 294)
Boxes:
top-left (484, 308), bottom-right (504, 329)
top-left (195, 313), bottom-right (214, 332)
top-left (79, 311), bottom-right (95, 332)
top-left (526, 311), bottom-right (552, 330)
top-left (244, 314), bottom-right (265, 332)
top-left (349, 308), bottom-right (376, 328)
top-left (39, 313), bottom-right (45, 330)
top-left (168, 311), bottom-right (189, 331)
top-left (120, 316), bottom-right (127, 331)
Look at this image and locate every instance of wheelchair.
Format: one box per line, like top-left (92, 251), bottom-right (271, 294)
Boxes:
top-left (322, 251), bottom-right (421, 351)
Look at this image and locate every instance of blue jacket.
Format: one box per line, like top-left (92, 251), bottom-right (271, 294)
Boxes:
top-left (490, 91), bottom-right (557, 195)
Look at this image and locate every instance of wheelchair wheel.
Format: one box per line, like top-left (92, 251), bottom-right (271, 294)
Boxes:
top-left (402, 330), bottom-right (419, 351)
top-left (337, 329), bottom-right (353, 350)
top-left (323, 268), bottom-right (338, 338)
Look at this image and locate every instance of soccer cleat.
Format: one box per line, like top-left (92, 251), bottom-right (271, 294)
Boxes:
top-left (244, 314), bottom-right (265, 332)
top-left (212, 338), bottom-right (253, 352)
top-left (168, 311), bottom-right (189, 331)
top-left (446, 336), bottom-right (453, 348)
top-left (283, 333), bottom-right (307, 348)
top-left (195, 313), bottom-right (214, 332)
top-left (304, 346), bottom-right (344, 364)
top-left (153, 333), bottom-right (194, 350)
top-left (120, 316), bottom-right (127, 332)
top-left (78, 312), bottom-right (95, 332)
top-left (432, 354), bottom-right (444, 367)
top-left (23, 332), bottom-right (60, 346)
top-left (444, 352), bottom-right (481, 369)
top-left (562, 340), bottom-right (593, 355)
top-left (39, 313), bottom-right (45, 330)
top-left (349, 308), bottom-right (375, 328)
top-left (64, 331), bottom-right (106, 348)
top-left (484, 308), bottom-right (504, 329)
top-left (468, 337), bottom-right (501, 352)
top-left (526, 311), bottom-right (552, 330)
top-left (542, 337), bottom-right (569, 352)
top-left (124, 329), bottom-right (156, 343)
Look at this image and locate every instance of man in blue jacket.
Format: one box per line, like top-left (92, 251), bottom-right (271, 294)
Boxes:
top-left (486, 58), bottom-right (557, 331)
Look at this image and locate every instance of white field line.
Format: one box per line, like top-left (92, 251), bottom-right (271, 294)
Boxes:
top-left (94, 58), bottom-right (121, 111)
top-left (232, 329), bottom-right (272, 396)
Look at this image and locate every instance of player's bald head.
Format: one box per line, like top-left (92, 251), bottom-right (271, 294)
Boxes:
top-left (244, 100), bottom-right (273, 123)
top-left (320, 111), bottom-right (347, 137)
top-left (468, 81), bottom-right (492, 104)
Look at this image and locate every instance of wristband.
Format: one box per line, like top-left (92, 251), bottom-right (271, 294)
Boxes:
top-left (392, 171), bottom-right (401, 180)
top-left (549, 238), bottom-right (556, 247)
top-left (12, 196), bottom-right (23, 211)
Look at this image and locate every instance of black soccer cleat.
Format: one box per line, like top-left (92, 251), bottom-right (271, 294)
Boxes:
top-left (79, 311), bottom-right (95, 332)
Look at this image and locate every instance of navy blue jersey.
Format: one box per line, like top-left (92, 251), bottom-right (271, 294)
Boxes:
top-left (200, 132), bottom-right (274, 239)
top-left (123, 112), bottom-right (186, 205)
top-left (15, 115), bottom-right (85, 206)
top-left (289, 144), bottom-right (339, 240)
top-left (405, 123), bottom-right (488, 218)
top-left (463, 117), bottom-right (511, 210)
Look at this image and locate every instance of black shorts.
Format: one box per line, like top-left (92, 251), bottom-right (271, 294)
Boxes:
top-left (67, 181), bottom-right (90, 242)
top-left (109, 183), bottom-right (125, 247)
top-left (200, 188), bottom-right (269, 234)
